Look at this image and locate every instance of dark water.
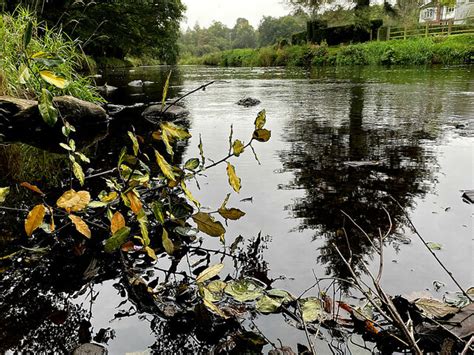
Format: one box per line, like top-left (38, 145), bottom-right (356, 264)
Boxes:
top-left (2, 65), bottom-right (473, 353)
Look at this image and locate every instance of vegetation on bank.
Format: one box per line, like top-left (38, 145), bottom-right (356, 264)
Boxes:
top-left (181, 34), bottom-right (474, 67)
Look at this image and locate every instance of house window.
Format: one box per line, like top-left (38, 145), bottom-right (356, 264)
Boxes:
top-left (423, 8), bottom-right (435, 19)
top-left (446, 7), bottom-right (455, 13)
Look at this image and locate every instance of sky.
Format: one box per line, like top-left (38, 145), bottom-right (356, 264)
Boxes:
top-left (181, 0), bottom-right (292, 29)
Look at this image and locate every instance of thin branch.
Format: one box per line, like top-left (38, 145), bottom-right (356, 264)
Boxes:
top-left (163, 81), bottom-right (215, 113)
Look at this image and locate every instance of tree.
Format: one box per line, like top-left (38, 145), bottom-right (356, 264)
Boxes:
top-left (231, 18), bottom-right (257, 49)
top-left (258, 15), bottom-right (307, 46)
top-left (286, 0), bottom-right (334, 18)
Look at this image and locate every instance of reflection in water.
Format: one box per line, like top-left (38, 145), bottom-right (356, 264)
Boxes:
top-left (279, 76), bottom-right (440, 280)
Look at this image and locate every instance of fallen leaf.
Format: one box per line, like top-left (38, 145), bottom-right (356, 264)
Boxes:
top-left (415, 298), bottom-right (458, 318)
top-left (300, 297), bottom-right (325, 323)
top-left (196, 263), bottom-right (224, 283)
top-left (225, 279), bottom-right (264, 302)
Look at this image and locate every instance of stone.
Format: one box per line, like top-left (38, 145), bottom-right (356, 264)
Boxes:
top-left (128, 79), bottom-right (143, 87)
top-left (236, 97), bottom-right (261, 107)
top-left (142, 104), bottom-right (189, 123)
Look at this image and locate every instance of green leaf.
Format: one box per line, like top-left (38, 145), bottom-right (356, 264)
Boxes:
top-left (23, 21), bottom-right (33, 49)
top-left (300, 297), bottom-right (324, 323)
top-left (104, 227), bottom-right (131, 253)
top-left (254, 109), bottom-right (266, 130)
top-left (256, 295), bottom-right (282, 314)
top-left (161, 70), bottom-right (172, 110)
top-left (226, 162), bottom-right (241, 193)
top-left (192, 212), bottom-right (226, 237)
top-left (196, 263), bottom-right (224, 283)
top-left (154, 149), bottom-right (175, 181)
top-left (427, 242), bottom-right (443, 251)
top-left (0, 187), bottom-right (10, 204)
top-left (181, 181), bottom-right (200, 208)
top-left (184, 158), bottom-right (200, 171)
top-left (162, 228), bottom-right (174, 255)
top-left (39, 70), bottom-right (68, 89)
top-left (232, 139), bottom-right (245, 156)
top-left (152, 201), bottom-right (165, 224)
top-left (174, 226), bottom-right (198, 237)
top-left (225, 279), bottom-right (264, 302)
top-left (161, 122), bottom-right (191, 141)
top-left (137, 209), bottom-right (149, 246)
top-left (19, 65), bottom-right (30, 84)
top-left (127, 131), bottom-right (139, 156)
top-left (415, 298), bottom-right (458, 318)
top-left (252, 129), bottom-right (271, 142)
top-left (76, 152), bottom-right (90, 163)
top-left (38, 88), bottom-right (58, 127)
top-left (73, 161), bottom-right (85, 186)
top-left (203, 298), bottom-right (229, 318)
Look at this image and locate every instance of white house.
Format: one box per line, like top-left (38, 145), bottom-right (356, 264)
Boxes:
top-left (419, 0), bottom-right (474, 24)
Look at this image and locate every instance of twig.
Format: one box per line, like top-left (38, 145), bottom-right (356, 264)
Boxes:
top-left (162, 81), bottom-right (215, 113)
top-left (461, 336), bottom-right (473, 355)
top-left (295, 301), bottom-right (317, 355)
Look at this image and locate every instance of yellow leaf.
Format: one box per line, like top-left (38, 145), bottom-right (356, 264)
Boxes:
top-left (39, 70), bottom-right (68, 89)
top-left (196, 263), bottom-right (225, 283)
top-left (111, 211), bottom-right (126, 234)
top-left (154, 149), bottom-right (175, 181)
top-left (232, 140), bottom-right (245, 157)
top-left (162, 228), bottom-right (174, 255)
top-left (162, 129), bottom-right (174, 156)
top-left (126, 191), bottom-right (142, 215)
top-left (19, 65), bottom-right (30, 84)
top-left (57, 189), bottom-right (91, 212)
top-left (181, 181), bottom-right (200, 208)
top-left (127, 131), bottom-right (139, 156)
top-left (49, 207), bottom-right (55, 232)
top-left (69, 215), bottom-right (91, 239)
top-left (161, 70), bottom-right (172, 110)
top-left (226, 162), bottom-right (241, 193)
top-left (252, 129), bottom-right (271, 142)
top-left (0, 187), bottom-right (10, 203)
top-left (25, 204), bottom-right (46, 237)
top-left (20, 182), bottom-right (44, 195)
top-left (100, 191), bottom-right (118, 203)
top-left (218, 207), bottom-right (246, 220)
top-left (254, 109), bottom-right (266, 129)
top-left (203, 299), bottom-right (229, 319)
top-left (73, 161), bottom-right (85, 186)
top-left (145, 246), bottom-right (157, 260)
top-left (160, 122), bottom-right (191, 141)
top-left (31, 51), bottom-right (47, 58)
top-left (192, 212), bottom-right (226, 237)
top-left (138, 209), bottom-right (150, 246)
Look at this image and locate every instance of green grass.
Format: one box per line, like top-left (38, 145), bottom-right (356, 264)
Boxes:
top-left (181, 34), bottom-right (474, 67)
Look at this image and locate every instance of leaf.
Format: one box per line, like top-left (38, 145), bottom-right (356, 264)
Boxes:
top-left (19, 65), bottom-right (30, 84)
top-left (160, 122), bottom-right (191, 141)
top-left (415, 298), bottom-right (459, 318)
top-left (127, 131), bottom-right (139, 156)
top-left (25, 204), bottom-right (46, 237)
top-left (184, 158), bottom-right (200, 171)
top-left (196, 263), bottom-right (224, 283)
top-left (161, 70), bottom-right (172, 110)
top-left (162, 228), bottom-right (174, 255)
top-left (226, 162), bottom-right (241, 193)
top-left (299, 297), bottom-right (325, 323)
top-left (73, 162), bottom-right (85, 186)
top-left (174, 226), bottom-right (199, 237)
top-left (104, 227), bottom-right (131, 253)
top-left (207, 280), bottom-right (227, 296)
top-left (198, 134), bottom-right (205, 166)
top-left (252, 129), bottom-right (271, 142)
top-left (69, 215), bottom-right (91, 239)
top-left (152, 201), bottom-right (165, 224)
top-left (111, 212), bottom-right (126, 234)
top-left (38, 88), bottom-right (58, 126)
top-left (137, 209), bottom-right (150, 246)
top-left (254, 109), bottom-right (266, 130)
top-left (23, 21), bottom-right (33, 49)
top-left (427, 242), bottom-right (443, 251)
top-left (203, 298), bottom-right (229, 319)
top-left (0, 187), bottom-right (10, 203)
top-left (256, 295), bottom-right (282, 314)
top-left (192, 212), bottom-right (225, 237)
top-left (154, 150), bottom-right (175, 181)
top-left (145, 246), bottom-right (157, 260)
top-left (225, 279), bottom-right (265, 302)
top-left (181, 181), bottom-right (200, 208)
top-left (218, 207), bottom-right (245, 221)
top-left (39, 70), bottom-right (68, 89)
top-left (75, 152), bottom-right (90, 163)
top-left (100, 191), bottom-right (118, 203)
top-left (232, 140), bottom-right (245, 157)
top-left (20, 182), bottom-right (44, 195)
top-left (57, 189), bottom-right (90, 212)
top-left (126, 191), bottom-right (142, 215)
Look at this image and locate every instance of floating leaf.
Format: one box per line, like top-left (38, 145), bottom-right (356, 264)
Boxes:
top-left (203, 298), bottom-right (229, 319)
top-left (225, 279), bottom-right (264, 302)
top-left (73, 162), bottom-right (85, 186)
top-left (226, 163), bottom-right (241, 193)
top-left (20, 182), bottom-right (44, 195)
top-left (161, 70), bottom-right (172, 110)
top-left (126, 190), bottom-right (142, 215)
top-left (207, 280), bottom-right (227, 300)
top-left (111, 211), bottom-right (125, 234)
top-left (184, 158), bottom-right (200, 171)
top-left (254, 109), bottom-right (266, 130)
top-left (162, 228), bottom-right (174, 255)
top-left (427, 242), bottom-right (443, 251)
top-left (57, 190), bottom-right (90, 212)
top-left (0, 187), bottom-right (10, 203)
top-left (232, 139), bottom-right (245, 156)
top-left (127, 131), bottom-right (139, 156)
top-left (154, 150), bottom-right (175, 181)
top-left (181, 181), bottom-right (200, 208)
top-left (25, 204), bottom-right (46, 237)
top-left (104, 227), bottom-right (131, 253)
top-left (196, 263), bottom-right (224, 283)
top-left (192, 212), bottom-right (225, 237)
top-left (253, 129), bottom-right (271, 142)
top-left (256, 295), bottom-right (282, 314)
top-left (267, 289), bottom-right (294, 302)
top-left (299, 297), bottom-right (324, 323)
top-left (38, 88), bottom-right (57, 126)
top-left (69, 215), bottom-right (91, 239)
top-left (415, 298), bottom-right (459, 318)
top-left (39, 70), bottom-right (68, 89)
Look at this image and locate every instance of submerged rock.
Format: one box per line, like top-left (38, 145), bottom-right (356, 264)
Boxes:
top-left (97, 84), bottom-right (118, 95)
top-left (237, 97), bottom-right (261, 107)
top-left (142, 104), bottom-right (189, 123)
top-left (128, 79), bottom-right (143, 87)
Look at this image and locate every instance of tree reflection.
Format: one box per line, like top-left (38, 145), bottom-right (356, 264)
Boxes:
top-left (279, 80), bottom-right (438, 280)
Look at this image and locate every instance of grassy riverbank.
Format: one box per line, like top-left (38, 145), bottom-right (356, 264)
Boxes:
top-left (181, 34), bottom-right (474, 67)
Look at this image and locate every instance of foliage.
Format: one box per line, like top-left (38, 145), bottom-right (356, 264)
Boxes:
top-left (258, 14), bottom-right (307, 47)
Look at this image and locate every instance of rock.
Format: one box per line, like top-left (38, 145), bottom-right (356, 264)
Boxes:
top-left (73, 343), bottom-right (107, 355)
top-left (143, 81), bottom-right (154, 86)
top-left (97, 84), bottom-right (117, 94)
top-left (106, 103), bottom-right (146, 120)
top-left (142, 104), bottom-right (189, 123)
top-left (236, 97), bottom-right (261, 107)
top-left (128, 80), bottom-right (143, 87)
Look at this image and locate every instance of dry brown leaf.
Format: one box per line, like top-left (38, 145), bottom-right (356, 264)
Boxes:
top-left (20, 182), bottom-right (44, 195)
top-left (57, 189), bottom-right (91, 212)
top-left (24, 204), bottom-right (46, 237)
top-left (111, 211), bottom-right (126, 234)
top-left (69, 215), bottom-right (91, 239)
top-left (126, 191), bottom-right (142, 215)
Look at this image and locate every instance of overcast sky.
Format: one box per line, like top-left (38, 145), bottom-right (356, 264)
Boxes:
top-left (181, 0), bottom-right (292, 29)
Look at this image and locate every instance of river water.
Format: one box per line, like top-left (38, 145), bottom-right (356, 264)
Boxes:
top-left (2, 65), bottom-right (473, 353)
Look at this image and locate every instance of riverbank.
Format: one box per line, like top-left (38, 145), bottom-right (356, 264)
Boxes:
top-left (180, 34), bottom-right (474, 67)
